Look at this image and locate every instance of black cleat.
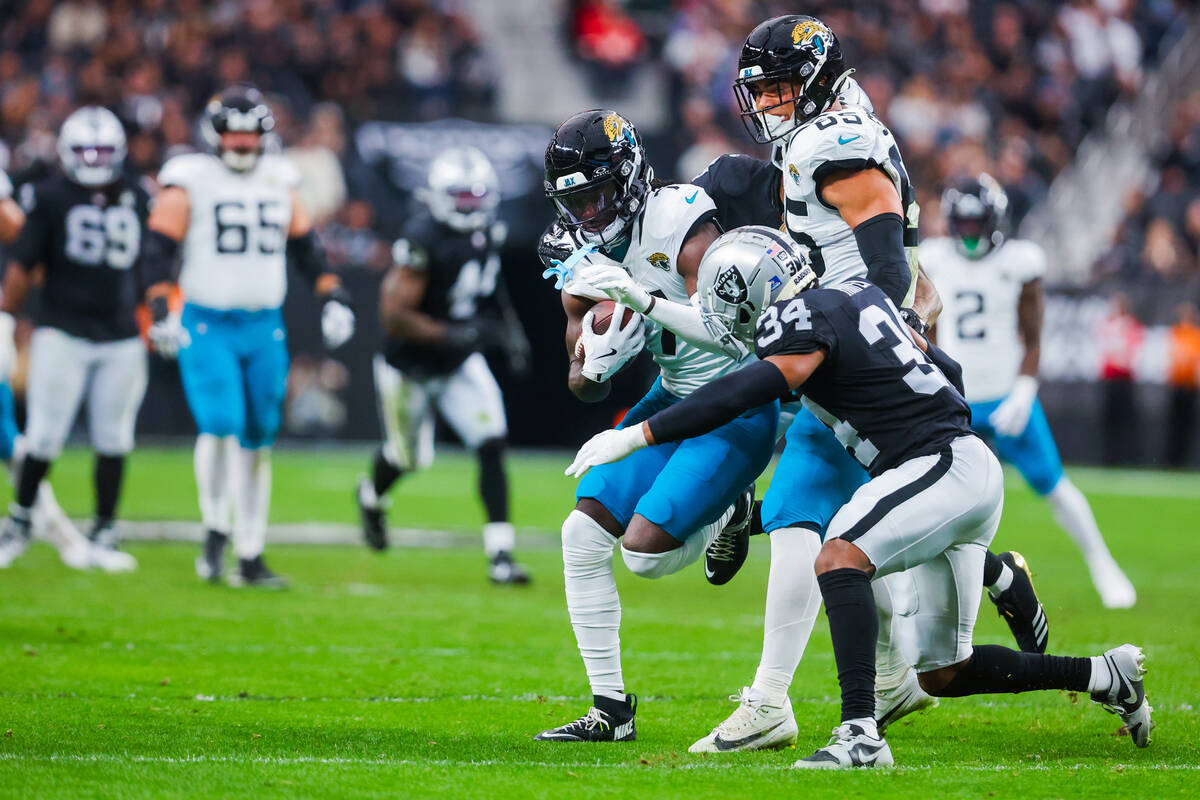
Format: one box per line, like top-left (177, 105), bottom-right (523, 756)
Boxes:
top-left (988, 551), bottom-right (1048, 653)
top-left (228, 555), bottom-right (289, 589)
top-left (195, 529), bottom-right (229, 583)
top-left (535, 694), bottom-right (637, 742)
top-left (704, 484), bottom-right (754, 586)
top-left (488, 551), bottom-right (531, 585)
top-left (356, 477), bottom-right (389, 551)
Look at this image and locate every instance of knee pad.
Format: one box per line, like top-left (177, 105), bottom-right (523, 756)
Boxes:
top-left (620, 545), bottom-right (675, 579)
top-left (562, 509), bottom-right (617, 566)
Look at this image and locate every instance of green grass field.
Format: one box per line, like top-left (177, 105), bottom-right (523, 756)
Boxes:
top-left (1, 446), bottom-right (1198, 798)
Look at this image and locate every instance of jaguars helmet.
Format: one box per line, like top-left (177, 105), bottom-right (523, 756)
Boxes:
top-left (201, 85), bottom-right (275, 172)
top-left (419, 146), bottom-right (501, 232)
top-left (57, 107), bottom-right (127, 187)
top-left (942, 173), bottom-right (1009, 258)
top-left (734, 15), bottom-right (851, 145)
top-left (698, 226), bottom-right (817, 352)
top-left (544, 109), bottom-right (651, 247)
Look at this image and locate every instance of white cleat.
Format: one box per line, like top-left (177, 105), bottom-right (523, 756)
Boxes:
top-left (689, 688), bottom-right (798, 753)
top-left (89, 544), bottom-right (137, 573)
top-left (875, 668), bottom-right (939, 734)
top-left (32, 488), bottom-right (92, 570)
top-left (794, 721), bottom-right (893, 769)
top-left (1088, 557), bottom-right (1137, 609)
top-left (0, 516), bottom-right (31, 568)
top-left (1091, 644), bottom-right (1153, 747)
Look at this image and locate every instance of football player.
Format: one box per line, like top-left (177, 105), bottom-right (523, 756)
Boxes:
top-left (355, 145), bottom-right (533, 584)
top-left (139, 85), bottom-right (356, 587)
top-left (0, 108), bottom-right (148, 571)
top-left (569, 228), bottom-right (1153, 768)
top-left (922, 175), bottom-right (1136, 608)
top-left (681, 16), bottom-right (1046, 753)
top-left (533, 110), bottom-right (775, 742)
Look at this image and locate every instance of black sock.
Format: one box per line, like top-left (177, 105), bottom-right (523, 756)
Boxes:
top-left (818, 567), bottom-right (878, 722)
top-left (94, 454), bottom-right (125, 525)
top-left (982, 549), bottom-right (1004, 587)
top-left (372, 447), bottom-right (403, 498)
top-left (477, 438), bottom-right (508, 523)
top-left (937, 645), bottom-right (1092, 697)
top-left (15, 455), bottom-right (51, 510)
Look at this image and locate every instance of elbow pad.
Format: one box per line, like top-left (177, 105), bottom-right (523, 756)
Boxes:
top-left (853, 213), bottom-right (910, 307)
top-left (287, 230), bottom-right (330, 285)
top-left (139, 229), bottom-right (180, 289)
top-left (645, 295), bottom-right (749, 360)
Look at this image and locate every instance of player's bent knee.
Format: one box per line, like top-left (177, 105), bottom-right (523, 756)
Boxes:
top-left (476, 436), bottom-right (506, 463)
top-left (814, 537), bottom-right (872, 575)
top-left (917, 660), bottom-right (969, 696)
top-left (622, 516), bottom-right (681, 554)
top-left (574, 497), bottom-right (624, 538)
top-left (620, 545), bottom-right (675, 579)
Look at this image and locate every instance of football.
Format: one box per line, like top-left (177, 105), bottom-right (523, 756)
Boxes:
top-left (575, 300), bottom-right (638, 359)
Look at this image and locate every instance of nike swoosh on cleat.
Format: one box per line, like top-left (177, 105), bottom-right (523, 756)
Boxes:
top-left (848, 742), bottom-right (885, 765)
top-left (685, 191), bottom-right (698, 203)
top-left (712, 721), bottom-right (785, 750)
top-left (838, 134), bottom-right (861, 144)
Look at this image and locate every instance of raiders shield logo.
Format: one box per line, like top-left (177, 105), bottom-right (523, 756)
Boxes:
top-left (714, 266), bottom-right (748, 304)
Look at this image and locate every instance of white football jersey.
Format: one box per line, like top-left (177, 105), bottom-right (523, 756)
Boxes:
top-left (566, 184), bottom-right (744, 396)
top-left (781, 107), bottom-right (919, 299)
top-left (920, 237), bottom-right (1047, 402)
top-left (158, 153), bottom-right (300, 311)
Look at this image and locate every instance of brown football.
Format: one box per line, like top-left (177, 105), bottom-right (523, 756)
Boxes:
top-left (589, 300), bottom-right (636, 334)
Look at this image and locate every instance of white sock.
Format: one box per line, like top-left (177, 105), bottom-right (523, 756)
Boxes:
top-left (751, 526), bottom-right (822, 705)
top-left (986, 562), bottom-right (1015, 597)
top-left (873, 573), bottom-right (916, 691)
top-left (1087, 655), bottom-right (1113, 694)
top-left (619, 506), bottom-right (734, 579)
top-left (231, 446), bottom-right (271, 561)
top-left (845, 716), bottom-right (879, 738)
top-left (562, 510), bottom-right (623, 700)
top-left (483, 521), bottom-right (515, 558)
top-left (1046, 477), bottom-right (1114, 565)
top-left (194, 434), bottom-right (234, 533)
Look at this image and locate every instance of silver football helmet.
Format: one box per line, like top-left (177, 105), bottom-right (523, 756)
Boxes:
top-left (57, 107), bottom-right (127, 187)
top-left (698, 226), bottom-right (817, 351)
top-left (419, 146), bottom-right (501, 232)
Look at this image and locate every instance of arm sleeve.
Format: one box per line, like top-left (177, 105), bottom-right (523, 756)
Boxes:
top-left (853, 212), bottom-right (910, 307)
top-left (286, 230), bottom-right (332, 287)
top-left (137, 229), bottom-right (181, 291)
top-left (646, 360), bottom-right (789, 444)
top-left (924, 338), bottom-right (965, 396)
top-left (644, 294), bottom-right (747, 359)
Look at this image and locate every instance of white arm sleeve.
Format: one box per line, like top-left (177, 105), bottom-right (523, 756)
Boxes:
top-left (644, 295), bottom-right (748, 360)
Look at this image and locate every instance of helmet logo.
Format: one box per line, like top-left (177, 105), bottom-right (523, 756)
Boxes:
top-left (792, 20), bottom-right (828, 50)
top-left (647, 252), bottom-right (671, 271)
top-left (714, 266), bottom-right (749, 304)
top-left (603, 112), bottom-right (625, 143)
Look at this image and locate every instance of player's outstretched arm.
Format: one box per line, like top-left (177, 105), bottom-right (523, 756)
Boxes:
top-left (566, 353), bottom-right (822, 477)
top-left (287, 192), bottom-right (354, 349)
top-left (989, 277), bottom-right (1043, 436)
top-left (820, 167), bottom-right (910, 306)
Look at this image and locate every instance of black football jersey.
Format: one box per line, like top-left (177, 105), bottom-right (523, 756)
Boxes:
top-left (8, 174), bottom-right (150, 341)
top-left (692, 154), bottom-right (783, 233)
top-left (383, 210), bottom-right (504, 376)
top-left (755, 280), bottom-right (972, 476)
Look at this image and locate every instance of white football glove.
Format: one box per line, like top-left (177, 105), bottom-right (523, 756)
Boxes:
top-left (989, 375), bottom-right (1038, 437)
top-left (574, 262), bottom-right (653, 314)
top-left (148, 313), bottom-right (190, 359)
top-left (321, 299), bottom-right (356, 349)
top-left (578, 304), bottom-right (644, 383)
top-left (0, 312), bottom-right (15, 382)
top-left (565, 424), bottom-right (651, 478)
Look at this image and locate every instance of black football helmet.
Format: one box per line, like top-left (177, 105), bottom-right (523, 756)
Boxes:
top-left (544, 109), bottom-right (651, 247)
top-left (201, 85), bottom-right (275, 171)
top-left (734, 15), bottom-right (850, 144)
top-left (942, 173), bottom-right (1009, 258)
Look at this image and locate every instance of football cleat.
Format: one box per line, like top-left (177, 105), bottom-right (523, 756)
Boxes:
top-left (875, 669), bottom-right (938, 734)
top-left (195, 529), bottom-right (229, 583)
top-left (0, 512), bottom-right (32, 568)
top-left (1086, 555), bottom-right (1137, 609)
top-left (356, 477), bottom-right (389, 552)
top-left (988, 551), bottom-right (1048, 653)
top-left (86, 521), bottom-right (136, 571)
top-left (1091, 644), bottom-right (1153, 747)
top-left (227, 555), bottom-right (289, 589)
top-left (488, 551), bottom-right (531, 585)
top-left (794, 721), bottom-right (894, 769)
top-left (704, 484), bottom-right (755, 586)
top-left (689, 688), bottom-right (798, 753)
top-left (534, 694), bottom-right (637, 742)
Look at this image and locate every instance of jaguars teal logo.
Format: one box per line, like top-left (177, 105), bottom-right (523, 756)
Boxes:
top-left (647, 252), bottom-right (671, 270)
top-left (789, 163), bottom-right (801, 185)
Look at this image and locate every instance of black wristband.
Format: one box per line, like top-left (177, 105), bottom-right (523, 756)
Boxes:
top-left (148, 296), bottom-right (169, 323)
top-left (287, 230), bottom-right (331, 285)
top-left (900, 307), bottom-right (927, 336)
top-left (139, 229), bottom-right (180, 289)
top-left (322, 284), bottom-right (352, 308)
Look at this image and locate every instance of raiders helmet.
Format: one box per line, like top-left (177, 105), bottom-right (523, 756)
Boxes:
top-left (57, 107), bottom-right (127, 187)
top-left (201, 85), bottom-right (275, 172)
top-left (942, 173), bottom-right (1009, 258)
top-left (544, 109), bottom-right (652, 247)
top-left (698, 226), bottom-right (817, 352)
top-left (419, 146), bottom-right (501, 232)
top-left (734, 15), bottom-right (851, 144)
